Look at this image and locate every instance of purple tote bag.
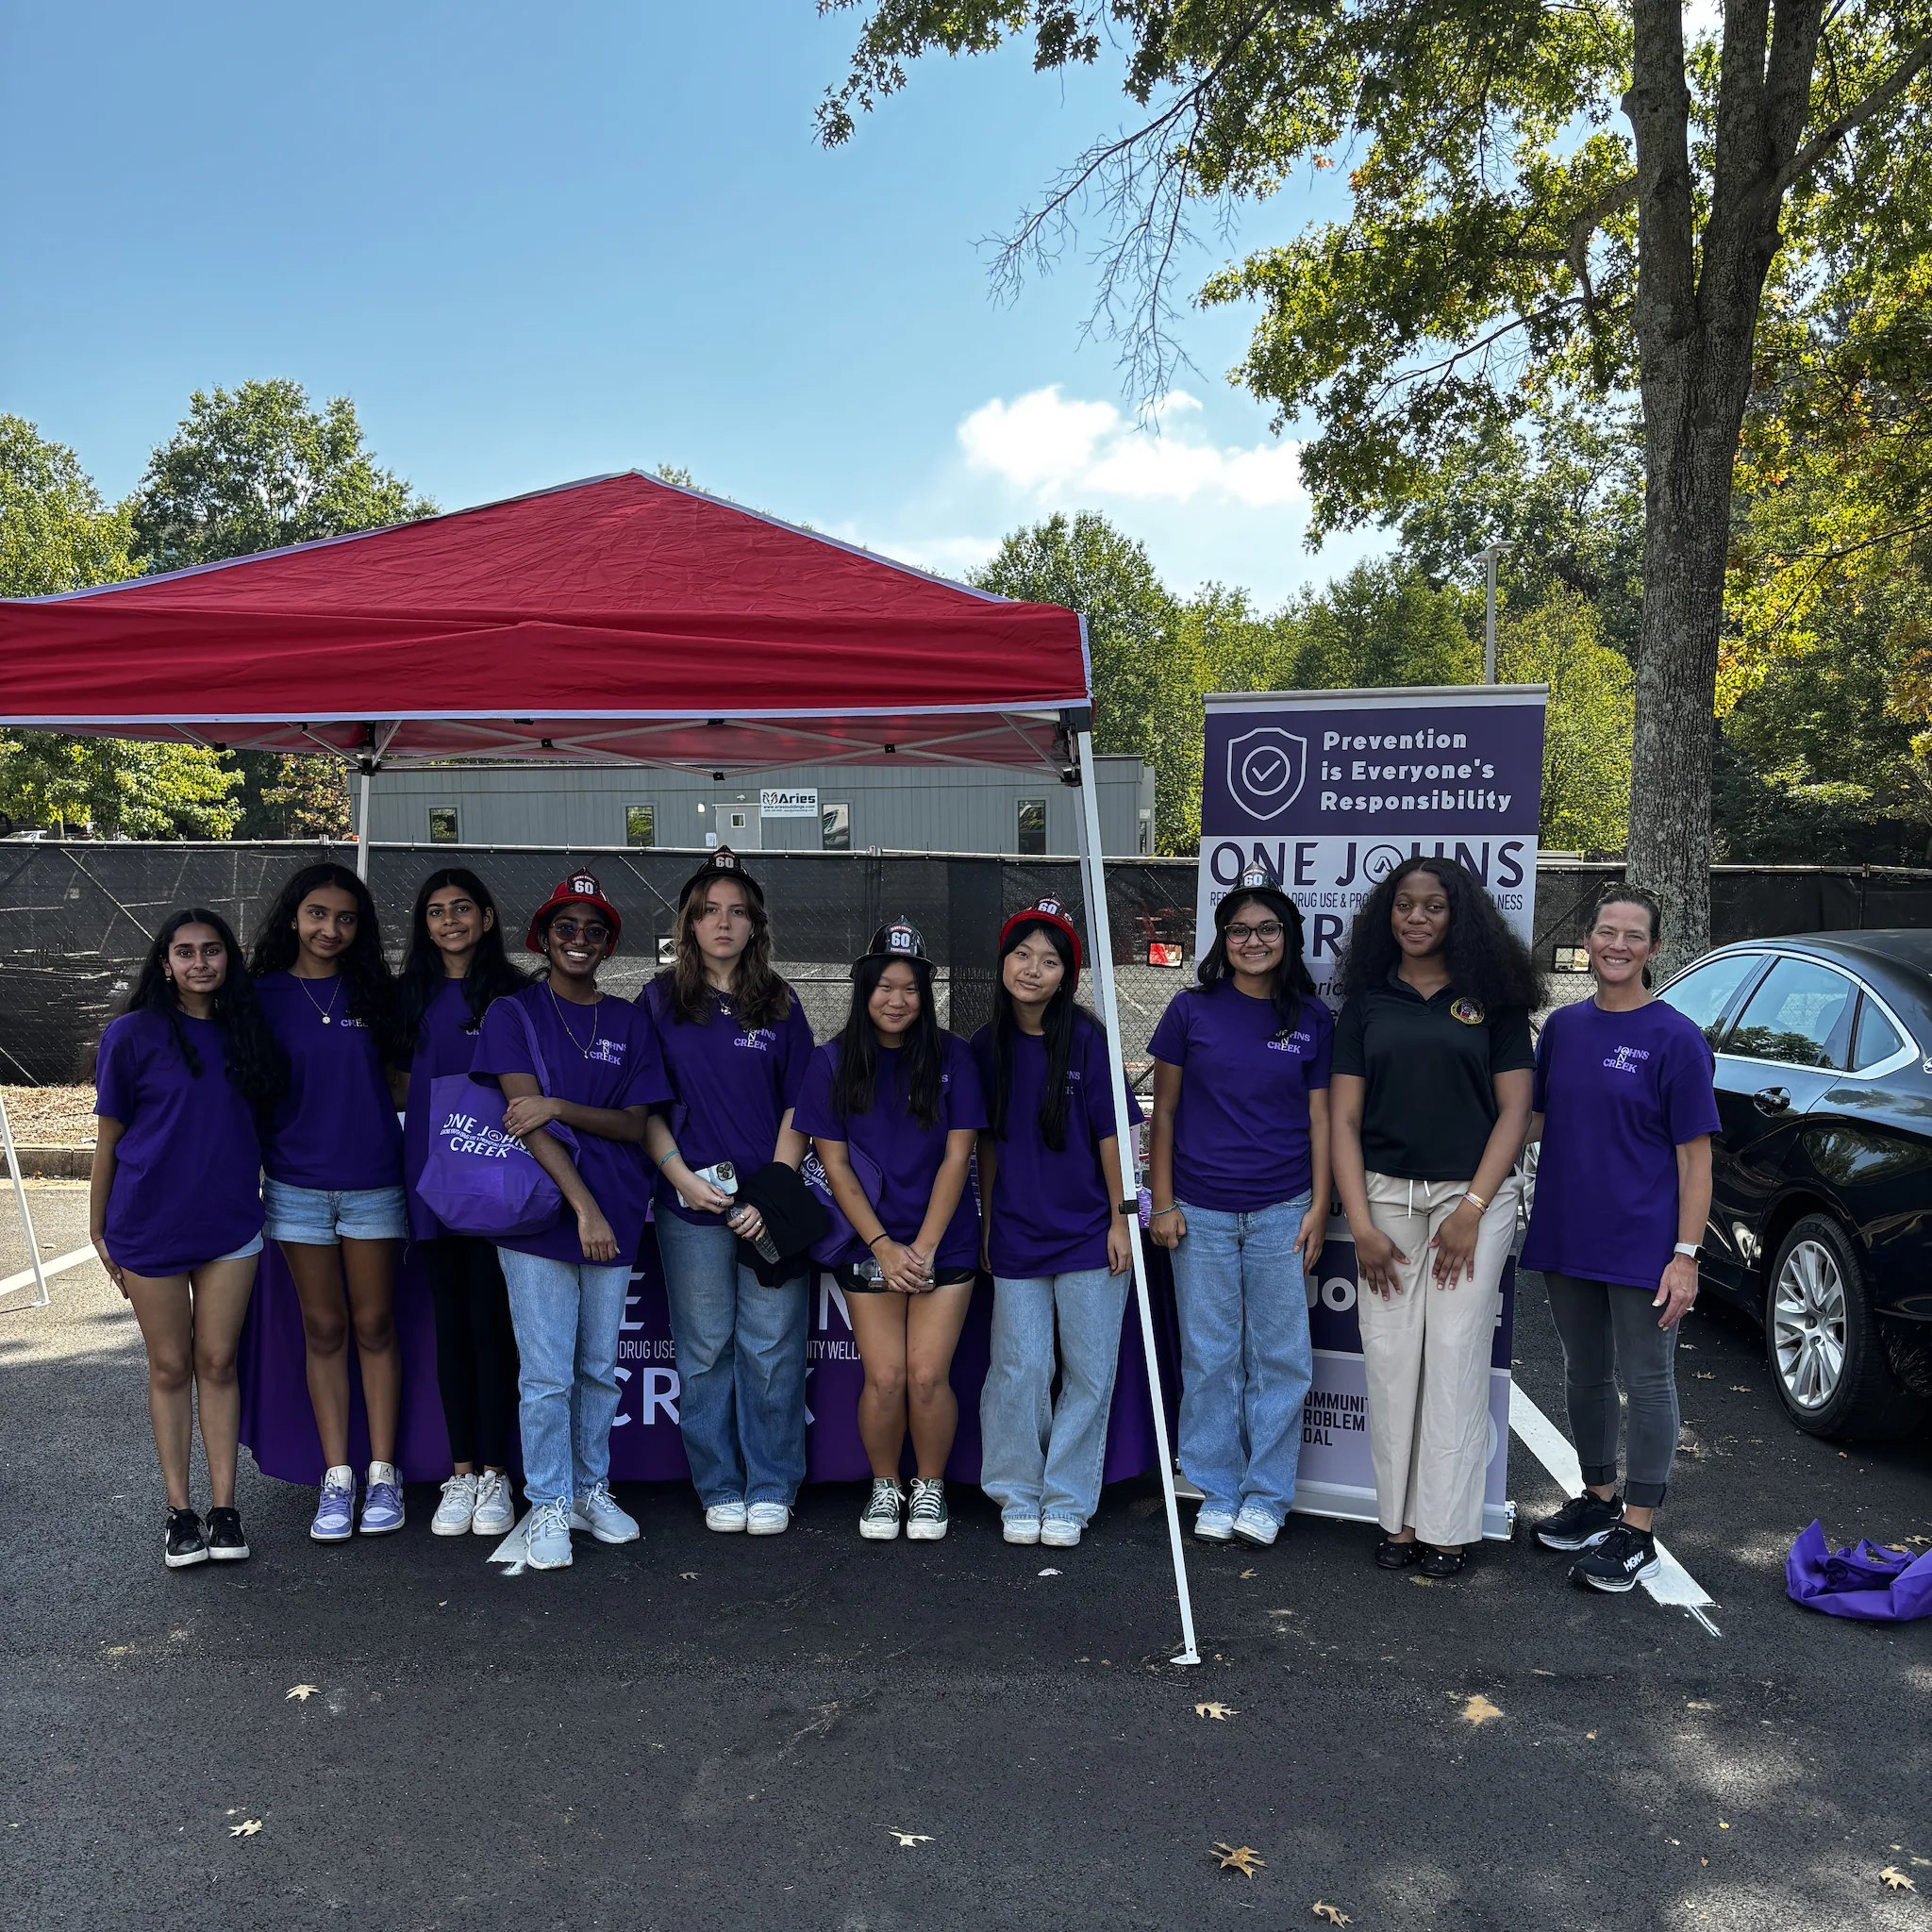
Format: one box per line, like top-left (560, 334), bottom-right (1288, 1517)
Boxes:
top-left (801, 1144), bottom-right (887, 1266)
top-left (415, 1001), bottom-right (580, 1241)
top-left (1786, 1520), bottom-right (1932, 1623)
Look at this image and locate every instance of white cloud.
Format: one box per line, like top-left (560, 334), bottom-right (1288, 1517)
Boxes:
top-left (958, 385), bottom-right (1304, 508)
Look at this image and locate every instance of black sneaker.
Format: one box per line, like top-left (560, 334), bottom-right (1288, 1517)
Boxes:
top-left (164, 1507), bottom-right (208, 1570)
top-left (1533, 1490), bottom-right (1624, 1551)
top-left (1570, 1524), bottom-right (1661, 1593)
top-left (205, 1507), bottom-right (251, 1562)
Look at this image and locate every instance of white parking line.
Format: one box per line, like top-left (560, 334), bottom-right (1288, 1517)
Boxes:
top-left (487, 1509), bottom-right (534, 1576)
top-left (0, 1244), bottom-right (97, 1301)
top-left (1509, 1382), bottom-right (1722, 1636)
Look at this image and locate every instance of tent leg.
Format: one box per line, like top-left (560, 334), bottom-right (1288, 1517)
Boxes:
top-left (356, 769), bottom-right (372, 882)
top-left (1073, 726), bottom-right (1201, 1667)
top-left (0, 1087), bottom-right (50, 1310)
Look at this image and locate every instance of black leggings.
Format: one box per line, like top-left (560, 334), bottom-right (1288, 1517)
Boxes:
top-left (420, 1236), bottom-right (519, 1470)
top-left (1543, 1272), bottom-right (1681, 1509)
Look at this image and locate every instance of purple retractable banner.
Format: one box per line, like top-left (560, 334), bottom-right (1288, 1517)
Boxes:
top-left (1194, 684), bottom-right (1548, 1539)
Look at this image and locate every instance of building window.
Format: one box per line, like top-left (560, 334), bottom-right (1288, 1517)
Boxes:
top-left (427, 806), bottom-right (459, 844)
top-left (821, 802), bottom-right (851, 852)
top-left (625, 804), bottom-right (655, 848)
top-left (726, 808), bottom-right (750, 834)
top-left (1017, 798), bottom-right (1047, 856)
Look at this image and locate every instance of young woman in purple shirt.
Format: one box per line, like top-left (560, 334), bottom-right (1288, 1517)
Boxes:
top-left (1148, 867), bottom-right (1333, 1550)
top-left (794, 921), bottom-right (988, 1543)
top-left (250, 864), bottom-right (409, 1545)
top-left (1522, 888), bottom-right (1720, 1593)
top-left (396, 868), bottom-right (528, 1541)
top-left (92, 909), bottom-right (288, 1569)
top-left (469, 872), bottom-right (672, 1573)
top-left (643, 849), bottom-right (816, 1539)
top-left (972, 899), bottom-right (1139, 1550)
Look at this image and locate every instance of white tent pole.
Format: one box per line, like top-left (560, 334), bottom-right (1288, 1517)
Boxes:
top-left (0, 1086), bottom-right (51, 1309)
top-left (1072, 722), bottom-right (1201, 1667)
top-left (356, 767), bottom-right (372, 882)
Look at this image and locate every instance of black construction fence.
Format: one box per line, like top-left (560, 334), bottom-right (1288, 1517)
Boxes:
top-left (2, 841), bottom-right (1928, 1088)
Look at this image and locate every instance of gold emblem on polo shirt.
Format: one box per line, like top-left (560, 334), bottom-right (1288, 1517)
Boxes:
top-left (1449, 997), bottom-right (1485, 1025)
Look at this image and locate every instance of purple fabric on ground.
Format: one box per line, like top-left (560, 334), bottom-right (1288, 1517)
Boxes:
top-left (1786, 1519), bottom-right (1932, 1623)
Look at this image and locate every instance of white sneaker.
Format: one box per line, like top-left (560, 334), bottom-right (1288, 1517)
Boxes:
top-left (745, 1503), bottom-right (791, 1536)
top-left (1231, 1505), bottom-right (1279, 1547)
top-left (525, 1499), bottom-right (574, 1570)
top-left (571, 1481), bottom-right (641, 1544)
top-left (1041, 1518), bottom-right (1083, 1548)
top-left (1002, 1516), bottom-right (1042, 1545)
top-left (705, 1500), bottom-right (748, 1534)
top-left (432, 1473), bottom-right (478, 1537)
top-left (471, 1470), bottom-right (517, 1537)
top-left (1193, 1507), bottom-right (1236, 1543)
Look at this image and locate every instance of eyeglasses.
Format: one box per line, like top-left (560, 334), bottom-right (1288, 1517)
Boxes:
top-left (1226, 921), bottom-right (1284, 943)
top-left (550, 919), bottom-right (611, 942)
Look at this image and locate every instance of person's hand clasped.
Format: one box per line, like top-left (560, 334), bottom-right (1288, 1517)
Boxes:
top-left (877, 1239), bottom-right (930, 1294)
top-left (502, 1093), bottom-right (564, 1139)
top-left (1149, 1205), bottom-right (1186, 1250)
top-left (1654, 1253), bottom-right (1698, 1328)
top-left (1429, 1200), bottom-right (1482, 1288)
top-left (92, 1235), bottom-right (126, 1297)
top-left (576, 1207), bottom-right (619, 1265)
top-left (1353, 1224), bottom-right (1407, 1298)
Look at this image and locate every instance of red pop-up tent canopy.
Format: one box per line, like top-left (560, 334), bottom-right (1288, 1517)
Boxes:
top-left (0, 471), bottom-right (1089, 773)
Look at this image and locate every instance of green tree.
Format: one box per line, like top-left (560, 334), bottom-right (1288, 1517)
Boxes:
top-left (133, 379), bottom-right (434, 573)
top-left (820, 1), bottom-right (1932, 966)
top-left (1290, 563), bottom-right (1480, 691)
top-left (0, 417), bottom-right (242, 837)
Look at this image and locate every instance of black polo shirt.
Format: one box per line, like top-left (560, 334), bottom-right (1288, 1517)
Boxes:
top-left (1331, 969), bottom-right (1534, 1181)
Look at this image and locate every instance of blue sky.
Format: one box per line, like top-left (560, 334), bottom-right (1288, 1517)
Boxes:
top-left (2, 2), bottom-right (1381, 606)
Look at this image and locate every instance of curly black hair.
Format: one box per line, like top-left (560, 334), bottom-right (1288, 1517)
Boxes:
top-left (397, 866), bottom-right (529, 1049)
top-left (109, 908), bottom-right (290, 1107)
top-left (248, 862), bottom-right (403, 1060)
top-left (1196, 888), bottom-right (1316, 1032)
top-left (1335, 857), bottom-right (1544, 1013)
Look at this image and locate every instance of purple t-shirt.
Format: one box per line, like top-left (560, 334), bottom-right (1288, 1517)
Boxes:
top-left (254, 971), bottom-right (403, 1191)
top-left (469, 984), bottom-right (672, 1266)
top-left (94, 1009), bottom-right (264, 1275)
top-left (1521, 997), bottom-right (1722, 1290)
top-left (971, 1017), bottom-right (1144, 1277)
top-left (1148, 983), bottom-right (1334, 1214)
top-left (793, 1032), bottom-right (988, 1268)
top-left (402, 977), bottom-right (489, 1241)
top-left (643, 977), bottom-right (816, 1227)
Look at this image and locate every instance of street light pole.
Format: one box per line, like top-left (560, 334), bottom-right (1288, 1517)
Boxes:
top-left (1477, 541), bottom-right (1509, 683)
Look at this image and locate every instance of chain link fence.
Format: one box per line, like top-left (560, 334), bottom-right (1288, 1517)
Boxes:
top-left (3, 841), bottom-right (1927, 1087)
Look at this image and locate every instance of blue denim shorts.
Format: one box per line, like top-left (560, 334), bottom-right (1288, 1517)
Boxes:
top-left (262, 1177), bottom-right (408, 1245)
top-left (213, 1232), bottom-right (265, 1263)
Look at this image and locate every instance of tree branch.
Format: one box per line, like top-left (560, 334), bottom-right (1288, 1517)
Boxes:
top-left (1770, 32), bottom-right (1932, 199)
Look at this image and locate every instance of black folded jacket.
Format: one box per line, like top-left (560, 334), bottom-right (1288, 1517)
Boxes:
top-left (733, 1160), bottom-right (832, 1286)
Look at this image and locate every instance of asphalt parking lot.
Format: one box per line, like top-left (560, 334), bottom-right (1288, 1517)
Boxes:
top-left (5, 1182), bottom-right (1929, 1931)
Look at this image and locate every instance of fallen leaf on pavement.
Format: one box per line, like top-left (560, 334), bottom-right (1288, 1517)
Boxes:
top-left (679, 1572), bottom-right (698, 1581)
top-left (886, 1828), bottom-right (933, 1847)
top-left (1038, 1568), bottom-right (1061, 1577)
top-left (228, 1821), bottom-right (262, 1839)
top-left (284, 1685), bottom-right (319, 1702)
top-left (1586, 1731), bottom-right (1598, 1740)
top-left (1880, 1868), bottom-right (1916, 1891)
top-left (1687, 1701), bottom-right (1714, 1710)
top-left (1312, 1906), bottom-right (1350, 1926)
top-left (1195, 1703), bottom-right (1239, 1721)
top-left (1730, 1385), bottom-right (1752, 1392)
top-left (1211, 1842), bottom-right (1264, 1876)
top-left (1240, 1568), bottom-right (1257, 1579)
top-left (1692, 1372), bottom-right (1715, 1380)
top-left (1460, 1695), bottom-right (1504, 1725)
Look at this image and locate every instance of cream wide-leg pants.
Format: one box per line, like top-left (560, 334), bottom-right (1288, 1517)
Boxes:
top-left (1357, 1171), bottom-right (1521, 1548)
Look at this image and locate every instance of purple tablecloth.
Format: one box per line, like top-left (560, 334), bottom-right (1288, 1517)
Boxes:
top-left (238, 1224), bottom-right (1183, 1489)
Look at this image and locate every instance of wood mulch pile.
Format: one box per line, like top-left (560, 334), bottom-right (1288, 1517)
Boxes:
top-left (1, 1086), bottom-right (97, 1144)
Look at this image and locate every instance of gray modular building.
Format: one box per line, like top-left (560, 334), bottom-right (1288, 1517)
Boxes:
top-left (363, 756), bottom-right (1155, 857)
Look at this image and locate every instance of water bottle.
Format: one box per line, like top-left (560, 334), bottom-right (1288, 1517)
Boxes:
top-left (728, 1202), bottom-right (781, 1265)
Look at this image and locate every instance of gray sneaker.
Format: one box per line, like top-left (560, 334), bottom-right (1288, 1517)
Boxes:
top-left (570, 1481), bottom-right (640, 1545)
top-left (525, 1499), bottom-right (574, 1570)
top-left (859, 1477), bottom-right (904, 1541)
top-left (906, 1477), bottom-right (948, 1542)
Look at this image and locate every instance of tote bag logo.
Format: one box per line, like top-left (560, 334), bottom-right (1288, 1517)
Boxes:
top-left (1226, 726), bottom-right (1308, 822)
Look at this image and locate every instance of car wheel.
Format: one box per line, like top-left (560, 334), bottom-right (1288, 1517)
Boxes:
top-left (1765, 1213), bottom-right (1927, 1441)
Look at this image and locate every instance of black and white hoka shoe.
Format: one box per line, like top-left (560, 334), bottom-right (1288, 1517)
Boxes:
top-left (164, 1507), bottom-right (208, 1569)
top-left (1533, 1491), bottom-right (1624, 1552)
top-left (1570, 1524), bottom-right (1661, 1593)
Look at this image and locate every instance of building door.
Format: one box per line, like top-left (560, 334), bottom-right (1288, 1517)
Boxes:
top-left (717, 803), bottom-right (761, 850)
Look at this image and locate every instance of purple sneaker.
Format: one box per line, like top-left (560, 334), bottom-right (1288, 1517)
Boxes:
top-left (360, 1461), bottom-right (406, 1536)
top-left (309, 1467), bottom-right (355, 1543)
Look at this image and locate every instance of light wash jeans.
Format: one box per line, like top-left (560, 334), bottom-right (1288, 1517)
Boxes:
top-left (1168, 1194), bottom-right (1314, 1524)
top-left (980, 1266), bottom-right (1130, 1528)
top-left (653, 1212), bottom-right (809, 1508)
top-left (495, 1248), bottom-right (633, 1508)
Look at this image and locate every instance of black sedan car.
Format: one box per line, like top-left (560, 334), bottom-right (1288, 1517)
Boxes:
top-left (1652, 930), bottom-right (1932, 1440)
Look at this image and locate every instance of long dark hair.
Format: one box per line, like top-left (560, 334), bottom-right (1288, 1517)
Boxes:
top-left (1336, 857), bottom-right (1544, 1012)
top-left (248, 861), bottom-right (402, 1058)
top-left (398, 867), bottom-right (528, 1048)
top-left (832, 956), bottom-right (945, 1130)
top-left (657, 875), bottom-right (791, 1030)
top-left (111, 908), bottom-right (289, 1106)
top-left (1196, 890), bottom-right (1316, 1031)
top-left (988, 917), bottom-right (1091, 1152)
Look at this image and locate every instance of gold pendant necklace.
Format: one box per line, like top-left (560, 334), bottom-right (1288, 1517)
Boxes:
top-left (296, 974), bottom-right (342, 1026)
top-left (547, 982), bottom-right (601, 1058)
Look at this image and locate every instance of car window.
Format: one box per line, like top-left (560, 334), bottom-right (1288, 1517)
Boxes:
top-left (1851, 996), bottom-right (1907, 1072)
top-left (1725, 957), bottom-right (1857, 1069)
top-left (1657, 952), bottom-right (1762, 1046)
